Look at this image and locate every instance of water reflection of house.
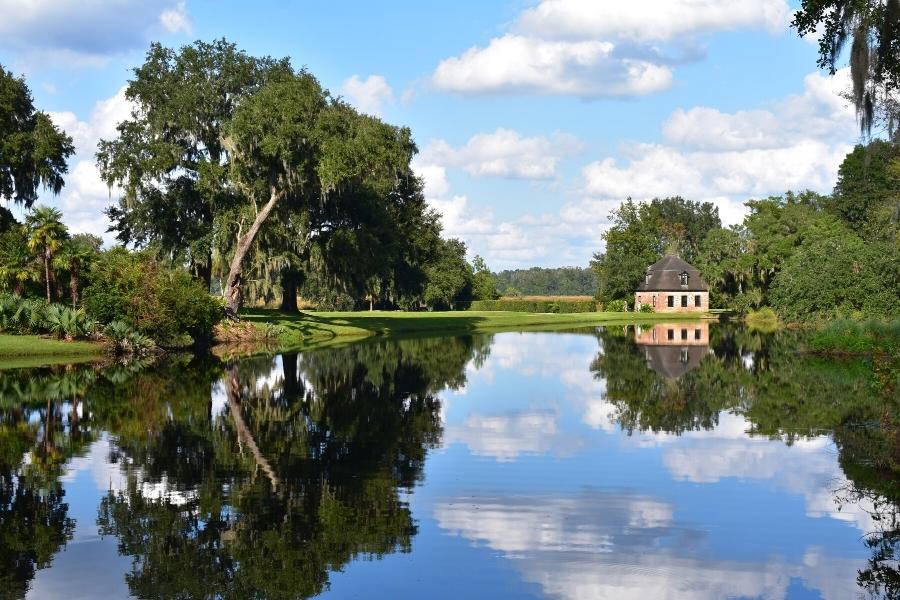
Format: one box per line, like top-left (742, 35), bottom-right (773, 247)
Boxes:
top-left (634, 322), bottom-right (709, 379)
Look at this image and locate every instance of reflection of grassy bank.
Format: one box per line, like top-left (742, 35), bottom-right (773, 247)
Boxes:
top-left (238, 309), bottom-right (712, 350)
top-left (0, 334), bottom-right (105, 367)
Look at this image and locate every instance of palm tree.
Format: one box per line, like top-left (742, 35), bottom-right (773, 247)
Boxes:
top-left (0, 225), bottom-right (39, 294)
top-left (53, 234), bottom-right (99, 306)
top-left (25, 206), bottom-right (68, 302)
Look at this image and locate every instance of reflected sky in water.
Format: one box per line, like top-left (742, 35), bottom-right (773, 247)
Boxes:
top-left (3, 326), bottom-right (896, 599)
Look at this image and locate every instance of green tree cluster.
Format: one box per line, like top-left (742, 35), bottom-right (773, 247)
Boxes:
top-left (97, 40), bottom-right (466, 316)
top-left (590, 197), bottom-right (721, 304)
top-left (493, 266), bottom-right (597, 296)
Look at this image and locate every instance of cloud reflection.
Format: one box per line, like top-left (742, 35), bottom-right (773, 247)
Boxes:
top-left (434, 490), bottom-right (863, 600)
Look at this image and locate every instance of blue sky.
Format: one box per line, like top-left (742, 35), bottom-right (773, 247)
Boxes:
top-left (0, 0), bottom-right (860, 269)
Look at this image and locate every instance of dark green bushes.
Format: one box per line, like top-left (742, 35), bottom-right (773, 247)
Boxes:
top-left (465, 298), bottom-right (598, 313)
top-left (82, 249), bottom-right (222, 347)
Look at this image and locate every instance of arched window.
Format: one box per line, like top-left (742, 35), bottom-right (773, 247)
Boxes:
top-left (680, 272), bottom-right (689, 286)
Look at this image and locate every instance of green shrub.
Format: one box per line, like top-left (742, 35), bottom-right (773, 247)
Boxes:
top-left (466, 299), bottom-right (598, 313)
top-left (83, 248), bottom-right (222, 346)
top-left (639, 304), bottom-right (655, 313)
top-left (746, 307), bottom-right (780, 332)
top-left (607, 299), bottom-right (628, 312)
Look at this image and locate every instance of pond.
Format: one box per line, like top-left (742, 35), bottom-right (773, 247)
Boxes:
top-left (1, 323), bottom-right (899, 599)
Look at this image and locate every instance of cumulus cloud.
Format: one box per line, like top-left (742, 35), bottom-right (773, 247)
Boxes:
top-left (430, 0), bottom-right (789, 98)
top-left (340, 74), bottom-right (395, 117)
top-left (419, 128), bottom-right (582, 180)
top-left (567, 69), bottom-right (858, 229)
top-left (0, 0), bottom-right (192, 67)
top-left (46, 86), bottom-right (133, 240)
top-left (432, 35), bottom-right (673, 98)
top-left (412, 128), bottom-right (588, 267)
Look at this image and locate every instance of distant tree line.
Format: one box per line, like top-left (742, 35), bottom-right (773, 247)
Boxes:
top-left (492, 267), bottom-right (597, 297)
top-left (591, 141), bottom-right (900, 322)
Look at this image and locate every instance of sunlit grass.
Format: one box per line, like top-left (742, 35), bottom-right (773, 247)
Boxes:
top-left (0, 334), bottom-right (104, 367)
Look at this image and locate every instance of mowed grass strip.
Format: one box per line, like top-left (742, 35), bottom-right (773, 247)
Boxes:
top-left (0, 334), bottom-right (105, 367)
top-left (241, 309), bottom-right (711, 349)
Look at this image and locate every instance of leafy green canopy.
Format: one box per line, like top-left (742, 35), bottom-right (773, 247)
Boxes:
top-left (97, 40), bottom-right (293, 283)
top-left (590, 197), bottom-right (721, 303)
top-left (0, 66), bottom-right (74, 207)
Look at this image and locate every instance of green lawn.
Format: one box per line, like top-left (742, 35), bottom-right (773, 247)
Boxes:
top-left (0, 334), bottom-right (105, 368)
top-left (240, 309), bottom-right (712, 350)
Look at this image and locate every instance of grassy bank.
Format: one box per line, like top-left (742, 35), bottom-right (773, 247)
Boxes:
top-left (0, 334), bottom-right (105, 368)
top-left (238, 309), bottom-right (711, 350)
top-left (807, 320), bottom-right (900, 356)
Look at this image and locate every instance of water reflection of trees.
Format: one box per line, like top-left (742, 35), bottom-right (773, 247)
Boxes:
top-left (92, 335), bottom-right (491, 599)
top-left (593, 323), bottom-right (900, 598)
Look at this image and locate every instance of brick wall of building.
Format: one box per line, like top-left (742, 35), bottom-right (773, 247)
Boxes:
top-left (633, 291), bottom-right (708, 313)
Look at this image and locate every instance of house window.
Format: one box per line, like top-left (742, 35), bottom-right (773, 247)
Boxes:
top-left (668, 296), bottom-right (674, 308)
top-left (681, 329), bottom-right (688, 340)
top-left (652, 328), bottom-right (657, 341)
top-left (681, 295), bottom-right (688, 307)
top-left (652, 295), bottom-right (657, 307)
top-left (694, 329), bottom-right (701, 340)
top-left (680, 272), bottom-right (689, 286)
top-left (645, 272), bottom-right (651, 284)
top-left (695, 295), bottom-right (701, 307)
top-left (667, 329), bottom-right (674, 340)
top-left (680, 348), bottom-right (689, 363)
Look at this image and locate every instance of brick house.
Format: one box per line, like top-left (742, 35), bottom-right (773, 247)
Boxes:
top-left (634, 255), bottom-right (709, 313)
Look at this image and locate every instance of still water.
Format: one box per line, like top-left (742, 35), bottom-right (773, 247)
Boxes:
top-left (2, 323), bottom-right (899, 599)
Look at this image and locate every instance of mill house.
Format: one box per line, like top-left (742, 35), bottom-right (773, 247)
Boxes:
top-left (634, 255), bottom-right (709, 313)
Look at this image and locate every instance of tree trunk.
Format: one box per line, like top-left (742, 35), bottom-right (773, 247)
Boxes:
top-left (280, 276), bottom-right (298, 313)
top-left (43, 250), bottom-right (51, 303)
top-left (223, 189), bottom-right (282, 318)
top-left (369, 295), bottom-right (374, 311)
top-left (196, 253), bottom-right (212, 291)
top-left (70, 265), bottom-right (79, 306)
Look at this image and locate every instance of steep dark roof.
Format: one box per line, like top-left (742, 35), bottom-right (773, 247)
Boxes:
top-left (636, 255), bottom-right (709, 292)
top-left (639, 344), bottom-right (707, 379)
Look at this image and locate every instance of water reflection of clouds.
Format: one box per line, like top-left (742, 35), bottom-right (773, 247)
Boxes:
top-left (434, 490), bottom-right (863, 600)
top-left (444, 409), bottom-right (584, 461)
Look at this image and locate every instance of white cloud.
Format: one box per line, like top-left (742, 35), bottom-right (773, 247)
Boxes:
top-left (340, 74), bottom-right (395, 117)
top-left (430, 0), bottom-right (790, 98)
top-left (516, 0), bottom-right (791, 42)
top-left (431, 35), bottom-right (673, 98)
top-left (419, 128), bottom-right (582, 180)
top-left (160, 1), bottom-right (192, 34)
top-left (0, 0), bottom-right (192, 67)
top-left (46, 86), bottom-right (133, 241)
top-left (570, 69), bottom-right (857, 229)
